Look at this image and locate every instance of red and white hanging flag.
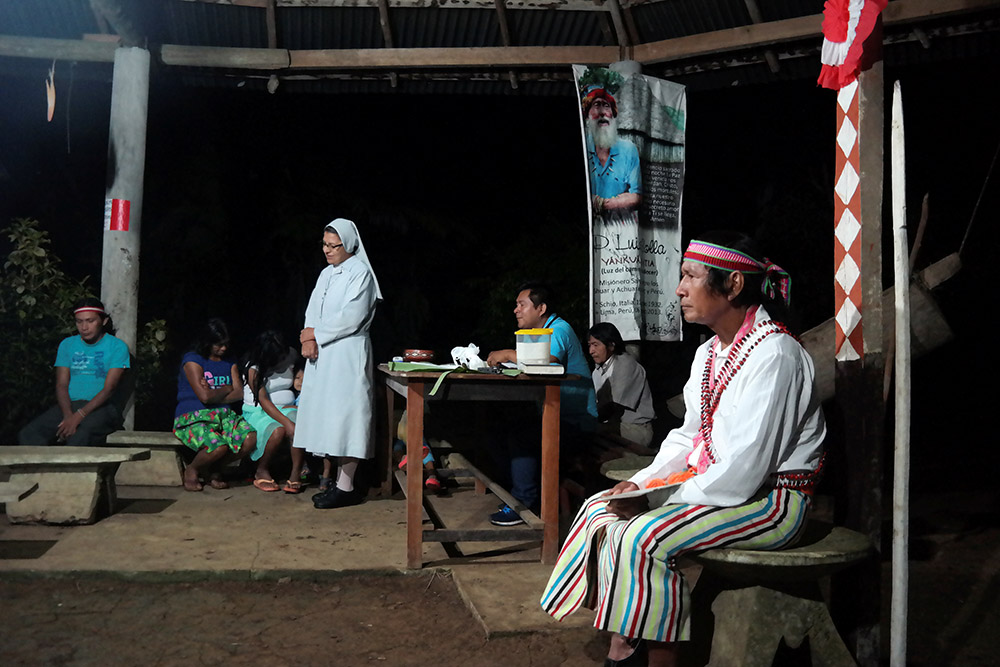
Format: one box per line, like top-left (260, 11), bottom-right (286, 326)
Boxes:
top-left (817, 0), bottom-right (888, 90)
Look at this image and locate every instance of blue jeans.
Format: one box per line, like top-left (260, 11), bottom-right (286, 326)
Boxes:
top-left (505, 419), bottom-right (592, 511)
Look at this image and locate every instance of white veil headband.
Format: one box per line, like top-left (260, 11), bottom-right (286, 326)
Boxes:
top-left (325, 217), bottom-right (383, 300)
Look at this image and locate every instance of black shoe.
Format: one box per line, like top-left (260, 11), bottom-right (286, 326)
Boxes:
top-left (313, 488), bottom-right (363, 509)
top-left (311, 488), bottom-right (334, 502)
top-left (604, 638), bottom-right (646, 666)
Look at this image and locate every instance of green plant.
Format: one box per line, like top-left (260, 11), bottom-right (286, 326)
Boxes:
top-left (135, 318), bottom-right (168, 409)
top-left (0, 218), bottom-right (92, 439)
top-left (0, 218), bottom-right (174, 437)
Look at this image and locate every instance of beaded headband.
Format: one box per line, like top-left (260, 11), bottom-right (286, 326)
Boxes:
top-left (683, 240), bottom-right (792, 306)
top-left (74, 306), bottom-right (106, 316)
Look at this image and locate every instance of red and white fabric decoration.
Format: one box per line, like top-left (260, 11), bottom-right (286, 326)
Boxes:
top-left (834, 80), bottom-right (862, 361)
top-left (821, 0), bottom-right (886, 360)
top-left (817, 0), bottom-right (887, 91)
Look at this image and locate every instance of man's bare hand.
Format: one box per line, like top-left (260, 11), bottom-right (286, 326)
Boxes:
top-left (302, 340), bottom-right (319, 361)
top-left (56, 412), bottom-right (83, 440)
top-left (486, 349), bottom-right (516, 367)
top-left (603, 481), bottom-right (647, 520)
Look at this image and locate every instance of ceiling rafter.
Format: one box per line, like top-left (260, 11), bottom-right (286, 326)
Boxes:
top-left (181, 0), bottom-right (611, 11)
top-left (376, 0), bottom-right (399, 86)
top-left (90, 0), bottom-right (145, 47)
top-left (0, 0), bottom-right (995, 76)
top-left (493, 0), bottom-right (520, 89)
top-left (742, 0), bottom-right (780, 74)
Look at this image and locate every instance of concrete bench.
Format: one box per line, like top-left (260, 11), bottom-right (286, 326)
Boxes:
top-left (688, 521), bottom-right (872, 667)
top-left (0, 481), bottom-right (39, 503)
top-left (105, 430), bottom-right (184, 486)
top-left (0, 446), bottom-right (150, 525)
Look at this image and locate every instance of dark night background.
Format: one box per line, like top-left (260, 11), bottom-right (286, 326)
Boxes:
top-left (1, 52), bottom-right (997, 490)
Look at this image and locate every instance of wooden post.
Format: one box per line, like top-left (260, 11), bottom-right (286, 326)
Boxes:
top-left (101, 46), bottom-right (149, 429)
top-left (405, 381), bottom-right (425, 569)
top-left (831, 59), bottom-right (885, 666)
top-left (889, 80), bottom-right (911, 667)
top-left (540, 383), bottom-right (561, 564)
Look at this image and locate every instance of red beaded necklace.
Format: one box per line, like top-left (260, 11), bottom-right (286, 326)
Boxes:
top-left (697, 313), bottom-right (792, 466)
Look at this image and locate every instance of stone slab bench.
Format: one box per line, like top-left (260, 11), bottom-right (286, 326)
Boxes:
top-left (688, 521), bottom-right (872, 667)
top-left (104, 430), bottom-right (184, 486)
top-left (597, 457), bottom-right (870, 665)
top-left (0, 481), bottom-right (39, 503)
top-left (0, 446), bottom-right (150, 525)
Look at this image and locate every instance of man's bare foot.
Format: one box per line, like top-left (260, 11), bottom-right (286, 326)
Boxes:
top-left (608, 634), bottom-right (636, 661)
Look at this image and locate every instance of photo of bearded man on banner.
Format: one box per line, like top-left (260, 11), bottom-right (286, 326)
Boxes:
top-left (575, 65), bottom-right (687, 342)
top-left (582, 81), bottom-right (642, 225)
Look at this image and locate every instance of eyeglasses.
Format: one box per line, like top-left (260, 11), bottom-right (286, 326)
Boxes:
top-left (321, 242), bottom-right (344, 251)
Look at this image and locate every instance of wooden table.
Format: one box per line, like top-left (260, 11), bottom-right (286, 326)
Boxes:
top-left (378, 364), bottom-right (571, 569)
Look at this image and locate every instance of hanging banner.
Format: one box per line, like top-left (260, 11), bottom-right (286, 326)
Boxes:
top-left (575, 65), bottom-right (686, 341)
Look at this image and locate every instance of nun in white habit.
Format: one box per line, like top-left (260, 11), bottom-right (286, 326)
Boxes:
top-left (296, 218), bottom-right (382, 509)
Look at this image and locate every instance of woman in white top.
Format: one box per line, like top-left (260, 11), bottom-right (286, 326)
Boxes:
top-left (588, 321), bottom-right (656, 447)
top-left (240, 330), bottom-right (301, 493)
top-left (297, 218), bottom-right (382, 510)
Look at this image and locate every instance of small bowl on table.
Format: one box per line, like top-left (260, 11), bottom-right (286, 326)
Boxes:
top-left (403, 349), bottom-right (434, 363)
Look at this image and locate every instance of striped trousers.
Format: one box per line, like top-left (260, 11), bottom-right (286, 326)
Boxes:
top-left (540, 487), bottom-right (810, 642)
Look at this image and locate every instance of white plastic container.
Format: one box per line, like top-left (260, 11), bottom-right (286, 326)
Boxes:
top-left (515, 328), bottom-right (553, 365)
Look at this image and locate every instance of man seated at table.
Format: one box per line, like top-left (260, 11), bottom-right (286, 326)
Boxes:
top-left (486, 281), bottom-right (597, 526)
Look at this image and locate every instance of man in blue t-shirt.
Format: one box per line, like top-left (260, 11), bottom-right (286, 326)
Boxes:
top-left (18, 299), bottom-right (130, 446)
top-left (486, 282), bottom-right (598, 526)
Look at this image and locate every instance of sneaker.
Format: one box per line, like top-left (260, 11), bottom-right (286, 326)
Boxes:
top-left (489, 504), bottom-right (525, 526)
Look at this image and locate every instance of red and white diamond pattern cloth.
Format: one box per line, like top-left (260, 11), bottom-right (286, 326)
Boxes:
top-left (834, 80), bottom-right (862, 361)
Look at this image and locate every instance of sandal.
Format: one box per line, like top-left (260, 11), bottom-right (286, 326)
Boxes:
top-left (424, 475), bottom-right (442, 492)
top-left (318, 477), bottom-right (333, 493)
top-left (283, 480), bottom-right (305, 494)
top-left (398, 445), bottom-right (431, 470)
top-left (253, 478), bottom-right (280, 492)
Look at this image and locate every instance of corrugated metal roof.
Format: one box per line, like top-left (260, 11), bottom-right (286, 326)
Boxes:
top-left (0, 0), bottom-right (98, 39)
top-left (1, 0), bottom-right (998, 95)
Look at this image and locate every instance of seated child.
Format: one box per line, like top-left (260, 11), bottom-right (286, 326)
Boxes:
top-left (393, 409), bottom-right (442, 493)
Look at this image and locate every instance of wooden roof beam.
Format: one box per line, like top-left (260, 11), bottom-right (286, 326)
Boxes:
top-left (633, 0), bottom-right (1000, 64)
top-left (605, 0), bottom-right (632, 59)
top-left (742, 0), bottom-right (780, 73)
top-left (183, 0), bottom-right (610, 10)
top-left (3, 0), bottom-right (996, 71)
top-left (89, 0), bottom-right (145, 47)
top-left (287, 45), bottom-right (619, 68)
top-left (493, 0), bottom-right (519, 89)
top-left (376, 0), bottom-right (399, 87)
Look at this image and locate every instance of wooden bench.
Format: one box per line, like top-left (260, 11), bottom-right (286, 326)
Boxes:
top-left (104, 430), bottom-right (184, 486)
top-left (0, 446), bottom-right (150, 524)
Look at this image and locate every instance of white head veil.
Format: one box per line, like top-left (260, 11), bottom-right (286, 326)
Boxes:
top-left (325, 218), bottom-right (383, 300)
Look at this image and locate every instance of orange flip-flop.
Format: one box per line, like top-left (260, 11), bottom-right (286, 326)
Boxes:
top-left (253, 478), bottom-right (280, 492)
top-left (283, 480), bottom-right (305, 494)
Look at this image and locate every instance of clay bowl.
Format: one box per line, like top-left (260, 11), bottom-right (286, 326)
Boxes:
top-left (403, 349), bottom-right (434, 362)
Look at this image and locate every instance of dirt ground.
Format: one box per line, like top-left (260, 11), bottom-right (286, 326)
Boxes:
top-left (4, 494), bottom-right (1000, 667)
top-left (2, 490), bottom-right (998, 667)
top-left (0, 574), bottom-right (603, 667)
